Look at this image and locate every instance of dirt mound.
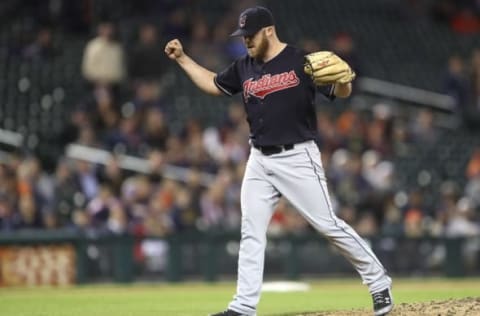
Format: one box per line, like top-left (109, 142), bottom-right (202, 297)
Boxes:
top-left (294, 297), bottom-right (480, 316)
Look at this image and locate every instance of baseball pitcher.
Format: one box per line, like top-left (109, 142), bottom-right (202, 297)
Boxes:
top-left (165, 6), bottom-right (393, 316)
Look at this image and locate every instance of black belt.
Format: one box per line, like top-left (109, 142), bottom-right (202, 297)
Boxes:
top-left (253, 143), bottom-right (294, 155)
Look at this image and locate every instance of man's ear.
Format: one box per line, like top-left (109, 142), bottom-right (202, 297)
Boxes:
top-left (265, 26), bottom-right (274, 36)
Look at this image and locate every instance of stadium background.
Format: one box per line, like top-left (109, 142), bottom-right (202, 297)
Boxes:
top-left (0, 0), bottom-right (479, 286)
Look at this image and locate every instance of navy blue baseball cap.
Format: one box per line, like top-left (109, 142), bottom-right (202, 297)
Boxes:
top-left (230, 6), bottom-right (275, 37)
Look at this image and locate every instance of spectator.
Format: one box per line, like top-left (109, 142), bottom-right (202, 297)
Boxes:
top-left (182, 168), bottom-right (204, 227)
top-left (106, 202), bottom-right (128, 235)
top-left (450, 8), bottom-right (480, 34)
top-left (468, 48), bottom-right (480, 124)
top-left (86, 184), bottom-right (123, 232)
top-left (170, 187), bottom-right (196, 231)
top-left (0, 165), bottom-right (17, 202)
top-left (97, 157), bottom-right (126, 196)
top-left (58, 107), bottom-right (91, 146)
top-left (72, 159), bottom-right (99, 201)
top-left (122, 175), bottom-right (152, 224)
top-left (409, 109), bottom-right (438, 144)
top-left (52, 159), bottom-right (81, 227)
top-left (220, 102), bottom-right (250, 145)
top-left (444, 197), bottom-right (479, 237)
top-left (103, 114), bottom-right (143, 155)
top-left (22, 27), bottom-right (58, 61)
top-left (143, 180), bottom-right (176, 236)
top-left (128, 23), bottom-right (166, 82)
top-left (336, 107), bottom-right (367, 154)
top-left (362, 150), bottom-right (394, 192)
top-left (381, 195), bottom-right (403, 236)
top-left (465, 147), bottom-right (480, 209)
top-left (131, 80), bottom-right (165, 111)
top-left (471, 48), bottom-right (480, 109)
top-left (391, 118), bottom-right (411, 156)
top-left (139, 180), bottom-right (176, 272)
top-left (146, 149), bottom-right (166, 182)
top-left (200, 179), bottom-right (228, 229)
top-left (466, 147), bottom-right (480, 179)
top-left (403, 190), bottom-right (427, 237)
top-left (317, 110), bottom-right (343, 153)
top-left (76, 125), bottom-right (99, 147)
top-left (356, 212), bottom-right (379, 237)
top-left (220, 128), bottom-right (249, 164)
top-left (15, 157), bottom-right (53, 223)
top-left (142, 107), bottom-right (170, 152)
top-left (335, 153), bottom-right (373, 207)
top-left (91, 86), bottom-right (120, 136)
top-left (82, 20), bottom-right (126, 87)
top-left (17, 195), bottom-right (43, 229)
top-left (0, 194), bottom-right (19, 231)
top-left (434, 181), bottom-right (461, 229)
top-left (164, 135), bottom-right (188, 166)
top-left (443, 55), bottom-right (470, 118)
top-left (366, 104), bottom-right (393, 156)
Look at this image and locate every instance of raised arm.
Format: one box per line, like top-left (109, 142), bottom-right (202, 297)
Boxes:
top-left (165, 39), bottom-right (222, 96)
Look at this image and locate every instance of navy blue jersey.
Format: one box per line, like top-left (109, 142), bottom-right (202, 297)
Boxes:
top-left (214, 45), bottom-right (334, 146)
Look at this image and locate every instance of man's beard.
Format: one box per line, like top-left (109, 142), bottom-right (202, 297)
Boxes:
top-left (252, 34), bottom-right (269, 61)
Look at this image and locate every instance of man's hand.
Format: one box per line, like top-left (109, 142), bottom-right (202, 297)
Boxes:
top-left (165, 39), bottom-right (185, 60)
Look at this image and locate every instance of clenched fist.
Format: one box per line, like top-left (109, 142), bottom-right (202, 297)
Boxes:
top-left (165, 39), bottom-right (184, 60)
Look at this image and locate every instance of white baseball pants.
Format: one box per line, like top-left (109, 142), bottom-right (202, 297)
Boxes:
top-left (228, 140), bottom-right (392, 315)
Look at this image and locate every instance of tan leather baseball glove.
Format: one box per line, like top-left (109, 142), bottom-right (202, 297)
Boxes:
top-left (304, 51), bottom-right (356, 86)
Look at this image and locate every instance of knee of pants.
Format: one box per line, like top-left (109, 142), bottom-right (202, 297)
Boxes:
top-left (312, 216), bottom-right (350, 237)
top-left (241, 219), bottom-right (268, 243)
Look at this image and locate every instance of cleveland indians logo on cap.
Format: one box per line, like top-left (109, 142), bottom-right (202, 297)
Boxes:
top-left (239, 14), bottom-right (247, 28)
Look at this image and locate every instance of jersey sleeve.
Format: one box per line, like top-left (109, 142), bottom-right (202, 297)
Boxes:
top-left (317, 84), bottom-right (336, 101)
top-left (214, 61), bottom-right (242, 96)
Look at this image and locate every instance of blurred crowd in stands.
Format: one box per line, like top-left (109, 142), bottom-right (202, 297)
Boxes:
top-left (0, 0), bottom-right (479, 252)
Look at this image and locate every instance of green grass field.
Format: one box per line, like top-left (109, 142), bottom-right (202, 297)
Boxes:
top-left (1, 278), bottom-right (479, 316)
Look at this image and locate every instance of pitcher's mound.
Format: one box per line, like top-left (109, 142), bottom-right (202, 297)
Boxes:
top-left (296, 297), bottom-right (480, 316)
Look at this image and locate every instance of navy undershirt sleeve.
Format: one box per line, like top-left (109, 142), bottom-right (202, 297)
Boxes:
top-left (214, 61), bottom-right (242, 96)
top-left (317, 84), bottom-right (336, 101)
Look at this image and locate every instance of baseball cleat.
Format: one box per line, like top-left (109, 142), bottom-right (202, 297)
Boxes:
top-left (372, 287), bottom-right (394, 315)
top-left (209, 309), bottom-right (245, 316)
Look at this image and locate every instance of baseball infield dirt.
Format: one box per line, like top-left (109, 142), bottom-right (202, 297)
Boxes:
top-left (294, 297), bottom-right (480, 316)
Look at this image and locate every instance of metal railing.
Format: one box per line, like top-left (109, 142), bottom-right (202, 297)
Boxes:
top-left (357, 77), bottom-right (456, 113)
